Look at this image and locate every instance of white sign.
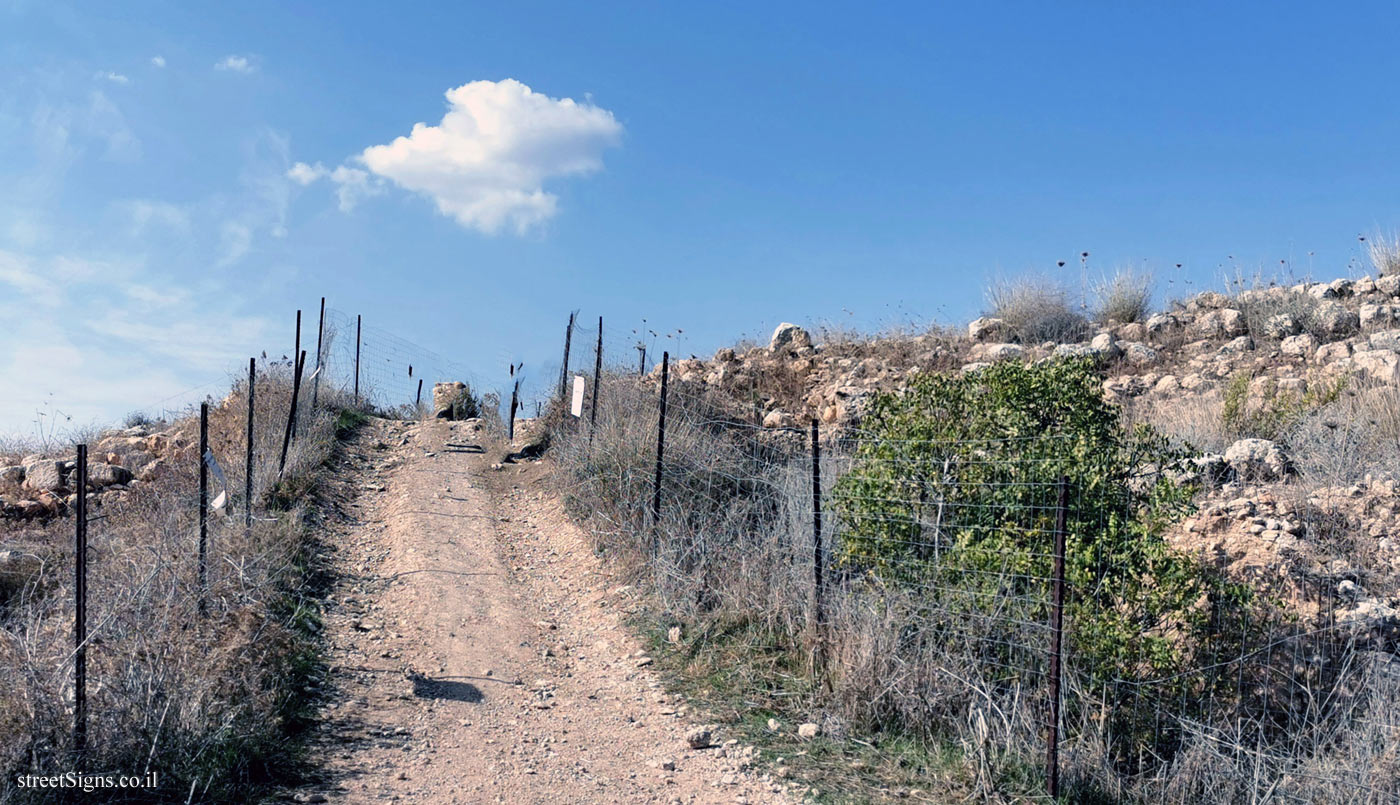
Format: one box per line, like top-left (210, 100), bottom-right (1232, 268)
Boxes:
top-left (204, 448), bottom-right (229, 511)
top-left (571, 375), bottom-right (586, 417)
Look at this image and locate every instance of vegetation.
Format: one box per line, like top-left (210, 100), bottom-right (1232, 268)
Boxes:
top-left (985, 275), bottom-right (1091, 344)
top-left (0, 370), bottom-right (369, 804)
top-left (1220, 369), bottom-right (1348, 442)
top-left (1092, 268), bottom-right (1154, 324)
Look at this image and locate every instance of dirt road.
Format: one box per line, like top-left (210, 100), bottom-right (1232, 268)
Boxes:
top-left (291, 417), bottom-right (791, 804)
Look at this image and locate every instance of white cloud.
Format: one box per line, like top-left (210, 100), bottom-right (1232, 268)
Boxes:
top-left (287, 161), bottom-right (326, 185)
top-left (296, 79), bottom-right (621, 234)
top-left (215, 55), bottom-right (255, 74)
top-left (95, 70), bottom-right (129, 85)
top-left (150, 56), bottom-right (165, 68)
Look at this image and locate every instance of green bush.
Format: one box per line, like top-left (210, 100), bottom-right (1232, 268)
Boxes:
top-left (833, 359), bottom-right (1252, 761)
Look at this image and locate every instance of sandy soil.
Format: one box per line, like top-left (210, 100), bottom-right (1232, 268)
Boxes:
top-left (288, 417), bottom-right (792, 804)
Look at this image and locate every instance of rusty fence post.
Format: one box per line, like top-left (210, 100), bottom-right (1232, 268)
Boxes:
top-left (415, 378), bottom-right (423, 413)
top-left (199, 403), bottom-right (209, 616)
top-left (279, 350), bottom-right (306, 477)
top-left (74, 443), bottom-right (88, 765)
top-left (650, 352), bottom-right (669, 538)
top-left (590, 316), bottom-right (603, 443)
top-left (1047, 475), bottom-right (1070, 800)
top-left (246, 358), bottom-right (255, 533)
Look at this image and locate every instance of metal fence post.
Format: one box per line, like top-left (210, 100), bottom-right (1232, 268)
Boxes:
top-left (1047, 475), bottom-right (1069, 800)
top-left (415, 378), bottom-right (423, 413)
top-left (637, 345), bottom-right (646, 377)
top-left (811, 419), bottom-right (824, 623)
top-left (74, 443), bottom-right (88, 765)
top-left (246, 358), bottom-right (255, 533)
top-left (354, 314), bottom-right (361, 403)
top-left (590, 316), bottom-right (603, 442)
top-left (509, 379), bottom-right (519, 442)
top-left (199, 403), bottom-right (209, 616)
top-left (558, 312), bottom-right (576, 405)
top-left (311, 297), bottom-right (325, 409)
top-left (278, 350), bottom-right (306, 477)
top-left (650, 352), bottom-right (669, 536)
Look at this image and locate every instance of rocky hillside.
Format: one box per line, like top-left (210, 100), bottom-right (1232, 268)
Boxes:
top-left (648, 274), bottom-right (1400, 646)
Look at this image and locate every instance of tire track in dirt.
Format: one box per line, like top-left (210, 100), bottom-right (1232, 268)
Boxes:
top-left (290, 417), bottom-right (792, 804)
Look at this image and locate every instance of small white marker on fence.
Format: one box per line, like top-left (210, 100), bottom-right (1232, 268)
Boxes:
top-left (571, 375), bottom-right (586, 418)
top-left (204, 448), bottom-right (229, 511)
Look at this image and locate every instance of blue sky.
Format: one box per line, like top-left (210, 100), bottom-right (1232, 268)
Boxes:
top-left (4, 0), bottom-right (1400, 435)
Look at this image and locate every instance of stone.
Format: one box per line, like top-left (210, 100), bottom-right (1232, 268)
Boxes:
top-left (0, 466), bottom-right (22, 484)
top-left (1121, 342), bottom-right (1158, 367)
top-left (982, 343), bottom-right (1025, 362)
top-left (713, 347), bottom-right (737, 363)
top-left (1191, 308), bottom-right (1247, 339)
top-left (137, 458), bottom-right (167, 483)
top-left (968, 317), bottom-right (1005, 342)
top-left (1360, 304), bottom-right (1395, 330)
top-left (685, 727), bottom-right (713, 749)
top-left (20, 461), bottom-right (64, 494)
top-left (1378, 275), bottom-right (1400, 296)
top-left (1224, 438), bottom-right (1290, 481)
top-left (1369, 329), bottom-right (1400, 352)
top-left (797, 722), bottom-right (820, 739)
top-left (762, 410), bottom-right (794, 428)
top-left (1314, 302), bottom-right (1359, 339)
top-left (769, 323), bottom-right (812, 354)
top-left (432, 382), bottom-right (472, 420)
top-left (1349, 349), bottom-right (1400, 384)
top-left (1334, 599), bottom-right (1400, 644)
top-left (1218, 335), bottom-right (1253, 355)
top-left (87, 463), bottom-right (133, 490)
top-left (1262, 313), bottom-right (1301, 339)
top-left (1090, 332), bottom-right (1119, 357)
top-left (1144, 312), bottom-right (1178, 337)
top-left (1315, 342), bottom-right (1353, 364)
top-left (1117, 322), bottom-right (1146, 341)
top-left (1279, 333), bottom-right (1317, 357)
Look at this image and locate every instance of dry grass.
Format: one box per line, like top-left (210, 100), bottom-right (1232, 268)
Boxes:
top-left (0, 367), bottom-right (366, 804)
top-left (985, 274), bottom-right (1091, 344)
top-left (1092, 268), bottom-right (1154, 324)
top-left (551, 372), bottom-right (1400, 803)
top-left (1368, 232), bottom-right (1400, 277)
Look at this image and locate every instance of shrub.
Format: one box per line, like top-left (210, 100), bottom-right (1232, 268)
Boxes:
top-left (833, 358), bottom-right (1251, 761)
top-left (1092, 268), bottom-right (1154, 324)
top-left (985, 275), bottom-right (1090, 344)
top-left (1220, 370), bottom-right (1347, 442)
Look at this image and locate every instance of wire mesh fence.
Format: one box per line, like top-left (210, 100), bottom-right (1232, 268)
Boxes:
top-left (551, 360), bottom-right (1400, 803)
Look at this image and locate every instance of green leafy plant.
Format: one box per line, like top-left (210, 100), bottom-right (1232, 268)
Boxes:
top-left (833, 358), bottom-right (1253, 764)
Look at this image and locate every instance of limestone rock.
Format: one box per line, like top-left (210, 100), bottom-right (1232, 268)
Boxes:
top-left (769, 323), bottom-right (812, 354)
top-left (1280, 334), bottom-right (1317, 357)
top-left (1314, 302), bottom-right (1359, 339)
top-left (968, 317), bottom-right (1005, 342)
top-left (87, 463), bottom-right (133, 490)
top-left (1224, 438), bottom-right (1290, 481)
top-left (20, 461), bottom-right (64, 494)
